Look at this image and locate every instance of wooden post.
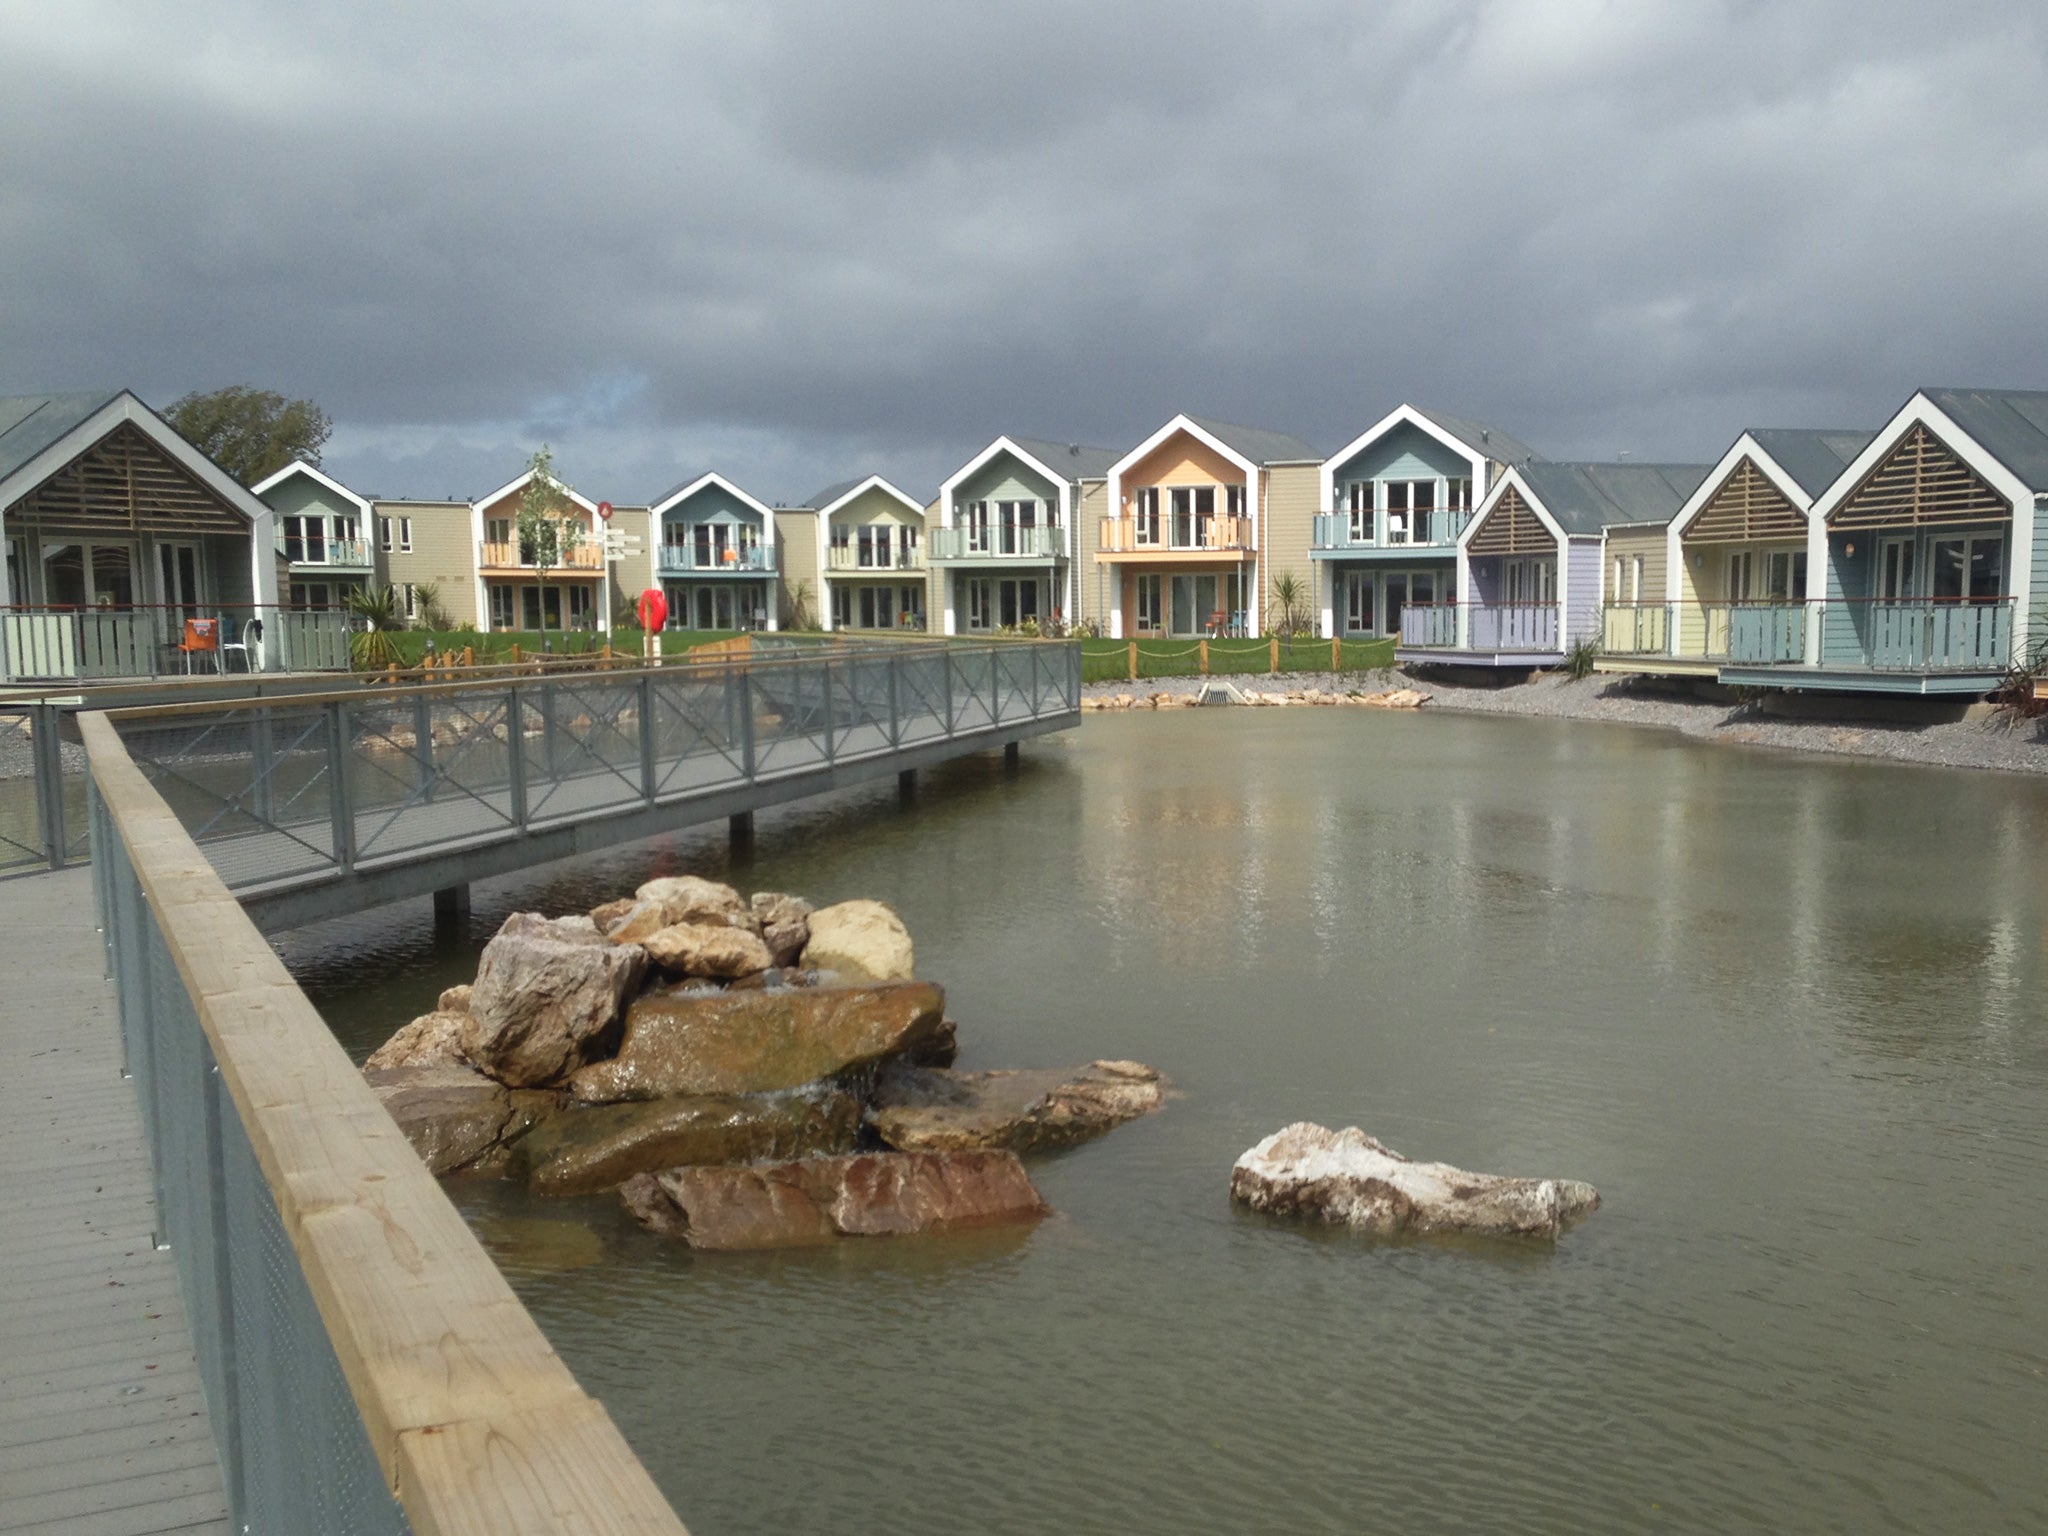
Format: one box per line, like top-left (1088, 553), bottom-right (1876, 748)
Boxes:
top-left (1127, 640), bottom-right (1138, 681)
top-left (1269, 635), bottom-right (1279, 673)
top-left (511, 643), bottom-right (521, 665)
top-left (1199, 638), bottom-right (1209, 674)
top-left (1332, 636), bottom-right (1341, 670)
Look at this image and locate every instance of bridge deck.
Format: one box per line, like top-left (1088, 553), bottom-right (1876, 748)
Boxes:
top-left (0, 869), bottom-right (229, 1536)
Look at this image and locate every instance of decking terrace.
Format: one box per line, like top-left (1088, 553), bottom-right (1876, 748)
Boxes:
top-left (0, 867), bottom-right (228, 1536)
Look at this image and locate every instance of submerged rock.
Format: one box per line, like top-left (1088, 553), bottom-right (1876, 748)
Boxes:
top-left (620, 1149), bottom-right (1051, 1250)
top-left (1229, 1123), bottom-right (1600, 1240)
top-left (509, 1088), bottom-right (861, 1196)
top-left (566, 981), bottom-right (948, 1102)
top-left (868, 1060), bottom-right (1164, 1154)
top-left (1358, 688), bottom-right (1429, 709)
top-left (364, 1009), bottom-right (470, 1072)
top-left (368, 1064), bottom-right (555, 1175)
top-left (801, 899), bottom-right (914, 982)
top-left (461, 912), bottom-right (648, 1087)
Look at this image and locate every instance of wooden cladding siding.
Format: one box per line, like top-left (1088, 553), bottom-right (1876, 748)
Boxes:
top-left (8, 422), bottom-right (247, 534)
top-left (1603, 524), bottom-right (1667, 603)
top-left (774, 510), bottom-right (820, 628)
top-left (1829, 424), bottom-right (2011, 530)
top-left (1466, 485), bottom-right (1552, 556)
top-left (1263, 463), bottom-right (1319, 628)
top-left (1686, 458), bottom-right (1805, 544)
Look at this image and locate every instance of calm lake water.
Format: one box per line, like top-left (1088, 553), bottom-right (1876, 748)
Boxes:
top-left (286, 711), bottom-right (2048, 1535)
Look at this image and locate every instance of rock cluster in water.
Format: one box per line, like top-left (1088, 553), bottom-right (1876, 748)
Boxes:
top-left (1229, 1123), bottom-right (1600, 1240)
top-left (364, 877), bottom-right (1164, 1248)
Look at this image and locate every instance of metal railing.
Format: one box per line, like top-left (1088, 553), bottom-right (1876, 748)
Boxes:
top-left (477, 540), bottom-right (606, 571)
top-left (1819, 597), bottom-right (2013, 671)
top-left (1601, 602), bottom-right (1672, 656)
top-left (1698, 601), bottom-right (1806, 663)
top-left (1398, 604), bottom-right (1459, 648)
top-left (1398, 603), bottom-right (1559, 651)
top-left (278, 534), bottom-right (374, 567)
top-left (111, 641), bottom-right (1080, 913)
top-left (84, 712), bottom-right (689, 1534)
top-left (1098, 516), bottom-right (1255, 554)
top-left (656, 541), bottom-right (776, 573)
top-left (927, 524), bottom-right (1068, 561)
top-left (825, 543), bottom-right (924, 571)
top-left (1311, 509), bottom-right (1472, 551)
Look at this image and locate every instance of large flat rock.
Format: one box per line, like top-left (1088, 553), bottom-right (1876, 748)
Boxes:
top-left (368, 1063), bottom-right (556, 1175)
top-left (1229, 1122), bottom-right (1600, 1240)
top-left (868, 1059), bottom-right (1164, 1154)
top-left (620, 1149), bottom-right (1050, 1250)
top-left (508, 1088), bottom-right (861, 1196)
top-left (567, 981), bottom-right (948, 1101)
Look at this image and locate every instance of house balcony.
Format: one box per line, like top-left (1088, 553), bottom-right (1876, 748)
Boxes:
top-left (927, 524), bottom-right (1068, 562)
top-left (478, 541), bottom-right (605, 573)
top-left (1310, 510), bottom-right (1471, 557)
top-left (826, 544), bottom-right (924, 573)
top-left (1714, 598), bottom-right (2014, 695)
top-left (1096, 516), bottom-right (1255, 559)
top-left (276, 534), bottom-right (374, 569)
top-left (656, 543), bottom-right (777, 576)
top-left (1601, 602), bottom-right (1673, 657)
top-left (1397, 602), bottom-right (1560, 659)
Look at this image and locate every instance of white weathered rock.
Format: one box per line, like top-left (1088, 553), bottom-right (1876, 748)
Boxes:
top-left (802, 899), bottom-right (914, 982)
top-left (461, 912), bottom-right (648, 1087)
top-left (750, 892), bottom-right (812, 968)
top-left (635, 875), bottom-right (757, 932)
top-left (436, 983), bottom-right (473, 1015)
top-left (641, 921), bottom-right (774, 979)
top-left (364, 1009), bottom-right (470, 1072)
top-left (1229, 1123), bottom-right (1599, 1239)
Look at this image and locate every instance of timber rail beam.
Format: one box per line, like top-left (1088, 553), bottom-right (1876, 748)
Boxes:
top-left (83, 710), bottom-right (691, 1534)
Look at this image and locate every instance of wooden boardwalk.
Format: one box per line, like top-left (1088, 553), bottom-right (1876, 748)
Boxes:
top-left (0, 868), bottom-right (229, 1536)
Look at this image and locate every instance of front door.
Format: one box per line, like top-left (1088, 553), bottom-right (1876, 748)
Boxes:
top-left (1877, 537), bottom-right (1914, 601)
top-left (1384, 574), bottom-right (1408, 638)
top-left (1345, 571), bottom-right (1375, 633)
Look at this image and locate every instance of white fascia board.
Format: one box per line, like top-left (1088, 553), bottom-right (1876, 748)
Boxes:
top-left (474, 468), bottom-right (602, 518)
top-left (939, 437), bottom-right (1073, 529)
top-left (818, 475), bottom-right (925, 521)
top-left (1318, 403), bottom-right (1491, 509)
top-left (1457, 466), bottom-right (1565, 553)
top-left (0, 391), bottom-right (265, 527)
top-left (1105, 414), bottom-right (1258, 515)
top-left (250, 458), bottom-right (373, 518)
top-left (1812, 392), bottom-right (2032, 523)
top-left (648, 472), bottom-right (776, 527)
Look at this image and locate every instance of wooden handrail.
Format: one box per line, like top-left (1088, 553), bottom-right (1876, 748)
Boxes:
top-left (81, 709), bottom-right (691, 1534)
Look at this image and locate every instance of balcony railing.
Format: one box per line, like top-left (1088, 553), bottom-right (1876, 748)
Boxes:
top-left (1601, 603), bottom-right (1672, 656)
top-left (1820, 598), bottom-right (2013, 671)
top-left (1399, 604), bottom-right (1459, 648)
top-left (1399, 603), bottom-right (1559, 651)
top-left (928, 524), bottom-right (1068, 562)
top-left (478, 540), bottom-right (605, 571)
top-left (826, 544), bottom-right (924, 572)
top-left (1098, 516), bottom-right (1255, 554)
top-left (1697, 602), bottom-right (1806, 663)
top-left (276, 535), bottom-right (374, 568)
top-left (1311, 509), bottom-right (1472, 552)
top-left (657, 543), bottom-right (776, 574)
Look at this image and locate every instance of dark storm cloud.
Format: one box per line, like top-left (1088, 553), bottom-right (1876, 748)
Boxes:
top-left (5, 0), bottom-right (2047, 503)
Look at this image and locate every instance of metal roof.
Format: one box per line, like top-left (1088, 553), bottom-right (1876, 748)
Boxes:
top-left (1004, 436), bottom-right (1120, 482)
top-left (1922, 387), bottom-right (2048, 493)
top-left (1518, 461), bottom-right (1712, 535)
top-left (1411, 407), bottom-right (1543, 468)
top-left (1745, 428), bottom-right (1871, 500)
top-left (0, 390), bottom-right (122, 485)
top-left (801, 478), bottom-right (864, 511)
top-left (1183, 415), bottom-right (1319, 465)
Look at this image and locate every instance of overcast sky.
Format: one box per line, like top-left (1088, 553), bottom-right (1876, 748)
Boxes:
top-left (6, 0), bottom-right (2047, 506)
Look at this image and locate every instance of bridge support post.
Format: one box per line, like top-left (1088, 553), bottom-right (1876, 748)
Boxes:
top-left (433, 884), bottom-right (470, 932)
top-left (729, 811), bottom-right (755, 855)
top-left (898, 768), bottom-right (916, 804)
top-left (1004, 740), bottom-right (1020, 769)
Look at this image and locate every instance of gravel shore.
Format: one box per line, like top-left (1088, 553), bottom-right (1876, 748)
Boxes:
top-left (1081, 667), bottom-right (2048, 776)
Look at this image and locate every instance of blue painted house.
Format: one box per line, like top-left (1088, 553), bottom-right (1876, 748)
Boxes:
top-left (1398, 460), bottom-right (1708, 667)
top-left (1713, 388), bottom-right (2048, 694)
top-left (649, 472), bottom-right (779, 631)
top-left (1312, 404), bottom-right (1534, 639)
top-left (933, 435), bottom-right (1115, 634)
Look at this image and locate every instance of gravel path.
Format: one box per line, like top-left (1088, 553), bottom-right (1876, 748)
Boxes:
top-left (1081, 668), bottom-right (2048, 776)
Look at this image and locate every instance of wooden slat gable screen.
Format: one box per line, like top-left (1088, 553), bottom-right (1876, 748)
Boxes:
top-left (1684, 458), bottom-right (1806, 544)
top-left (1828, 423), bottom-right (2010, 531)
top-left (1466, 484), bottom-right (1552, 556)
top-left (8, 422), bottom-right (250, 535)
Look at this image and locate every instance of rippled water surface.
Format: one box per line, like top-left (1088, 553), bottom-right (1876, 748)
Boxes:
top-left (286, 711), bottom-right (2048, 1535)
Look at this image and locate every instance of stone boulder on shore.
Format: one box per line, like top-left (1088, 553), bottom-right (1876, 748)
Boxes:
top-left (461, 913), bottom-right (648, 1087)
top-left (1229, 1123), bottom-right (1600, 1240)
top-left (508, 1088), bottom-right (861, 1196)
top-left (619, 1148), bottom-right (1050, 1250)
top-left (567, 981), bottom-right (949, 1102)
top-left (801, 899), bottom-right (914, 982)
top-left (868, 1059), bottom-right (1165, 1154)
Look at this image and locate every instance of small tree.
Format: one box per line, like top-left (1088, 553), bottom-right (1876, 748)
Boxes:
top-left (784, 578), bottom-right (818, 632)
top-left (345, 583), bottom-right (405, 670)
top-left (165, 385), bottom-right (332, 484)
top-left (514, 446), bottom-right (583, 628)
top-left (1270, 571), bottom-right (1310, 645)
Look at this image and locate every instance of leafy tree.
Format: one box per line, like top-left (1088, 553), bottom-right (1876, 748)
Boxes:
top-left (514, 445), bottom-right (584, 624)
top-left (165, 385), bottom-right (332, 485)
